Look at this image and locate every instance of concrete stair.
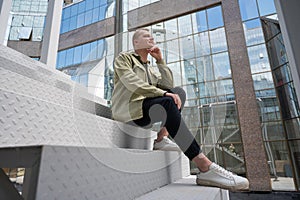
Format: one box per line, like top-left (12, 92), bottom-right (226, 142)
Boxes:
top-left (0, 45), bottom-right (229, 200)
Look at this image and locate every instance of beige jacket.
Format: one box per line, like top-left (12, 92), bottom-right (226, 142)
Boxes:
top-left (111, 51), bottom-right (174, 122)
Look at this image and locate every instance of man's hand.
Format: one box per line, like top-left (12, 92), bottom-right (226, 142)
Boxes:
top-left (165, 92), bottom-right (182, 110)
top-left (148, 46), bottom-right (163, 62)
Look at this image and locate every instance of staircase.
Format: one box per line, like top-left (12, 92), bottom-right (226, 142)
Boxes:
top-left (0, 45), bottom-right (229, 200)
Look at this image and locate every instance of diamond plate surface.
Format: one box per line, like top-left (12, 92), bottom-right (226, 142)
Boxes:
top-left (0, 45), bottom-right (191, 199)
top-left (37, 146), bottom-right (188, 200)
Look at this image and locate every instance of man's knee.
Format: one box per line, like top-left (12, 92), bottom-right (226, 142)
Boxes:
top-left (170, 87), bottom-right (186, 106)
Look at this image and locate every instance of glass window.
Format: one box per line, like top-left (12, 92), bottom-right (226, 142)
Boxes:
top-left (238, 0), bottom-right (259, 21)
top-left (18, 27), bottom-right (32, 40)
top-left (32, 28), bottom-right (43, 41)
top-left (179, 36), bottom-right (195, 60)
top-left (257, 0), bottom-right (276, 16)
top-left (182, 59), bottom-right (197, 85)
top-left (285, 118), bottom-right (300, 139)
top-left (243, 18), bottom-right (265, 46)
top-left (97, 39), bottom-right (105, 59)
top-left (84, 10), bottom-right (93, 26)
top-left (166, 39), bottom-right (180, 63)
top-left (74, 46), bottom-right (82, 64)
top-left (85, 0), bottom-right (94, 11)
top-left (185, 84), bottom-right (199, 99)
top-left (57, 50), bottom-right (66, 69)
top-left (196, 55), bottom-right (213, 82)
top-left (99, 5), bottom-right (106, 20)
top-left (267, 34), bottom-right (288, 69)
top-left (194, 31), bottom-right (210, 57)
top-left (61, 18), bottom-right (70, 33)
top-left (210, 27), bottom-right (227, 53)
top-left (167, 62), bottom-right (182, 86)
top-left (207, 6), bottom-right (224, 30)
top-left (78, 1), bottom-right (86, 14)
top-left (252, 72), bottom-right (275, 90)
top-left (178, 15), bottom-right (192, 37)
top-left (192, 10), bottom-right (208, 33)
top-left (66, 48), bottom-right (74, 66)
top-left (247, 44), bottom-right (271, 74)
top-left (90, 41), bottom-right (98, 60)
top-left (277, 83), bottom-right (300, 119)
top-left (164, 19), bottom-right (178, 41)
top-left (69, 16), bottom-right (77, 30)
top-left (63, 7), bottom-right (71, 20)
top-left (82, 43), bottom-right (91, 62)
top-left (77, 13), bottom-right (85, 28)
top-left (70, 3), bottom-right (78, 17)
top-left (273, 64), bottom-right (292, 87)
top-left (199, 81), bottom-right (216, 98)
top-left (215, 79), bottom-right (234, 96)
top-left (212, 52), bottom-right (231, 80)
top-left (92, 7), bottom-right (100, 23)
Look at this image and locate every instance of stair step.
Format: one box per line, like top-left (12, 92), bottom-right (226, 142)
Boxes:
top-left (136, 175), bottom-right (229, 200)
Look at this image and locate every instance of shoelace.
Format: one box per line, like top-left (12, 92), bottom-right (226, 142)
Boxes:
top-left (214, 164), bottom-right (234, 179)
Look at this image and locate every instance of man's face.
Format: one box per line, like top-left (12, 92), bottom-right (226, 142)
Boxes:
top-left (134, 30), bottom-right (155, 50)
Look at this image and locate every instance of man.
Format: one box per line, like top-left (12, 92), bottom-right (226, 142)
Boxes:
top-left (111, 28), bottom-right (249, 191)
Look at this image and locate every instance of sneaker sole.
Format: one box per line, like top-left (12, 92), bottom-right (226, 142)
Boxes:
top-left (196, 179), bottom-right (249, 191)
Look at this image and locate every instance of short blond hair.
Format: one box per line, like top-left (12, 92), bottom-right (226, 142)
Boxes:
top-left (132, 28), bottom-right (150, 48)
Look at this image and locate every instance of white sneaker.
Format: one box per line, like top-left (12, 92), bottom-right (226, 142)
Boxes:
top-left (196, 163), bottom-right (249, 191)
top-left (153, 136), bottom-right (181, 151)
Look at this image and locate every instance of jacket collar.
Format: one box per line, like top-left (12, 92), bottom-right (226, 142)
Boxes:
top-left (130, 51), bottom-right (150, 65)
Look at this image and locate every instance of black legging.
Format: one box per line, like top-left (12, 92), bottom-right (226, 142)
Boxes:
top-left (132, 87), bottom-right (202, 160)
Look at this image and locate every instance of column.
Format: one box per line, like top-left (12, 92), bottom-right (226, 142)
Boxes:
top-left (222, 0), bottom-right (271, 191)
top-left (40, 0), bottom-right (63, 69)
top-left (0, 0), bottom-right (12, 45)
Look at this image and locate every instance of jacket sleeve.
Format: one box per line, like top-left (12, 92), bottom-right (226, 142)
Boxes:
top-left (114, 53), bottom-right (166, 97)
top-left (156, 60), bottom-right (174, 90)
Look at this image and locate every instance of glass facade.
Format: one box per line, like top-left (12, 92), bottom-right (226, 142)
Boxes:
top-left (239, 0), bottom-right (298, 191)
top-left (262, 16), bottom-right (300, 190)
top-left (8, 0), bottom-right (48, 41)
top-left (60, 0), bottom-right (115, 34)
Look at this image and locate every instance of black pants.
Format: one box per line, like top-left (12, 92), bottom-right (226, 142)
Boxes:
top-left (132, 87), bottom-right (202, 160)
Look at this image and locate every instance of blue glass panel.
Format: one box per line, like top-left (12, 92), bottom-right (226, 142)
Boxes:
top-left (196, 55), bottom-right (213, 82)
top-left (69, 16), bottom-right (77, 31)
top-left (82, 43), bottom-right (91, 62)
top-left (63, 7), bottom-right (71, 20)
top-left (92, 7), bottom-right (100, 23)
top-left (57, 50), bottom-right (66, 69)
top-left (210, 27), bottom-right (227, 53)
top-left (90, 41), bottom-right (98, 60)
top-left (70, 3), bottom-right (78, 17)
top-left (77, 13), bottom-right (85, 28)
top-left (193, 10), bottom-right (208, 33)
top-left (74, 46), bottom-right (82, 64)
top-left (66, 48), bottom-right (74, 66)
top-left (100, 0), bottom-right (108, 6)
top-left (85, 0), bottom-right (94, 11)
top-left (97, 39), bottom-right (105, 59)
top-left (257, 0), bottom-right (276, 16)
top-left (243, 18), bottom-right (264, 46)
top-left (212, 52), bottom-right (231, 80)
top-left (78, 1), bottom-right (86, 14)
top-left (207, 6), bottom-right (223, 29)
top-left (99, 5), bottom-right (106, 20)
top-left (84, 10), bottom-right (93, 25)
top-left (94, 0), bottom-right (101, 7)
top-left (178, 15), bottom-right (192, 37)
top-left (61, 18), bottom-right (70, 33)
top-left (238, 0), bottom-right (259, 21)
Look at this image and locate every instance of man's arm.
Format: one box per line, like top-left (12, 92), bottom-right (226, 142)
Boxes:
top-left (148, 46), bottom-right (174, 90)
